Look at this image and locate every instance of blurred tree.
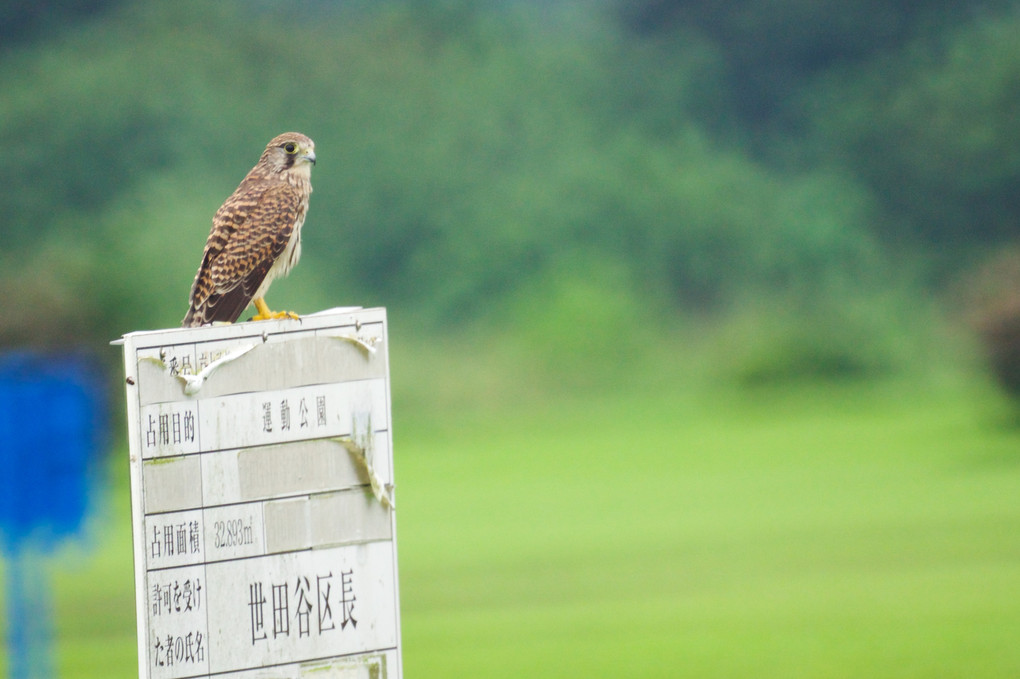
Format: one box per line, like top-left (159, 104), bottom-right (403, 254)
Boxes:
top-left (0, 0), bottom-right (124, 46)
top-left (617, 0), bottom-right (1013, 129)
top-left (616, 0), bottom-right (1020, 273)
top-left (958, 247), bottom-right (1020, 397)
top-left (801, 12), bottom-right (1020, 253)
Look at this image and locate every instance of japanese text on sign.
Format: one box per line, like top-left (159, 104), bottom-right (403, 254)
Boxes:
top-left (120, 309), bottom-right (401, 679)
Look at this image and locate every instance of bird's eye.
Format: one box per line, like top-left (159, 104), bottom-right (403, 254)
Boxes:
top-left (283, 142), bottom-right (297, 154)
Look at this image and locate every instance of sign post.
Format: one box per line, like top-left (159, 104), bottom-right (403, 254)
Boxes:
top-left (117, 307), bottom-right (401, 679)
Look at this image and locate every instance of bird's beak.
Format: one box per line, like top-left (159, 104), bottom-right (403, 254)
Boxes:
top-left (303, 149), bottom-right (316, 165)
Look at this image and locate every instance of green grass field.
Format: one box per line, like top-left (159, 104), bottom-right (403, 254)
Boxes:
top-left (3, 368), bottom-right (1019, 677)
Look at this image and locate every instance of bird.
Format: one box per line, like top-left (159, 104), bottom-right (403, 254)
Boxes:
top-left (182, 132), bottom-right (316, 327)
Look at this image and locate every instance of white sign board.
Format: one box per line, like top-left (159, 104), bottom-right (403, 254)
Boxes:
top-left (118, 308), bottom-right (401, 679)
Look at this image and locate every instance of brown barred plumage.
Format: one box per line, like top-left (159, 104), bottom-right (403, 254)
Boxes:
top-left (182, 132), bottom-right (315, 327)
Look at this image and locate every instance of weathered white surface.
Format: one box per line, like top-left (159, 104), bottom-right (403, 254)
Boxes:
top-left (120, 308), bottom-right (401, 679)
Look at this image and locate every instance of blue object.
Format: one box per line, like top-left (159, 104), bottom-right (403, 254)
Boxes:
top-left (0, 351), bottom-right (104, 550)
top-left (0, 351), bottom-right (105, 679)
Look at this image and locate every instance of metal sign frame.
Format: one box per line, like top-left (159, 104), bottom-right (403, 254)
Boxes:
top-left (117, 307), bottom-right (401, 679)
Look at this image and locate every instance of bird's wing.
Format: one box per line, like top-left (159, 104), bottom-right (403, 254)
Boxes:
top-left (184, 182), bottom-right (302, 325)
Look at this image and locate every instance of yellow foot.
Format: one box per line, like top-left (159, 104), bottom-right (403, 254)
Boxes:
top-left (251, 297), bottom-right (300, 322)
top-left (252, 309), bottom-right (300, 321)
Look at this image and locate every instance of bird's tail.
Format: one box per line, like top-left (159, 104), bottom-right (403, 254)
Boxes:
top-left (182, 307), bottom-right (203, 328)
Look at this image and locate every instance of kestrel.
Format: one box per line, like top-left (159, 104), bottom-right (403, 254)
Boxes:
top-left (182, 132), bottom-right (316, 327)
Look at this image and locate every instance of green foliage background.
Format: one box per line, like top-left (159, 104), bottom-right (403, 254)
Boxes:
top-left (2, 0), bottom-right (1016, 379)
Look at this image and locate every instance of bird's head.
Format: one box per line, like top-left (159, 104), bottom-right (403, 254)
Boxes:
top-left (261, 132), bottom-right (316, 176)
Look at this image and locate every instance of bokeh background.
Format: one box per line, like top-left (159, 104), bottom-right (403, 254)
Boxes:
top-left (1, 0), bottom-right (1020, 676)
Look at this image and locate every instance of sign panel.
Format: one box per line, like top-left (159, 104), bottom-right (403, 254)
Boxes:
top-left (118, 308), bottom-right (401, 679)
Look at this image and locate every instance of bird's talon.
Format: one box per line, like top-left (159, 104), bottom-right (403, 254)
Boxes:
top-left (251, 310), bottom-right (300, 322)
top-left (249, 297), bottom-right (299, 322)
